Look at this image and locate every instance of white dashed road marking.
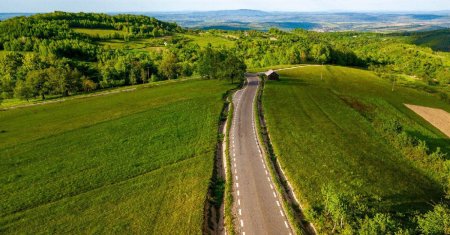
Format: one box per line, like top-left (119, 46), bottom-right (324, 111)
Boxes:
top-left (231, 77), bottom-right (293, 234)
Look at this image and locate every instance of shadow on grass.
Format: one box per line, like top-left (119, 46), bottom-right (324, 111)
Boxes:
top-left (268, 77), bottom-right (311, 86)
top-left (381, 191), bottom-right (444, 212)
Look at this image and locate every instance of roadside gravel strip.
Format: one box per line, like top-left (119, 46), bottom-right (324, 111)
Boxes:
top-left (230, 74), bottom-right (293, 235)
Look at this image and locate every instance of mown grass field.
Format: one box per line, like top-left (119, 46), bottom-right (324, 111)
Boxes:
top-left (98, 38), bottom-right (167, 53)
top-left (73, 28), bottom-right (127, 37)
top-left (0, 79), bottom-right (234, 234)
top-left (262, 66), bottom-right (450, 232)
top-left (183, 33), bottom-right (235, 48)
top-left (93, 31), bottom-right (236, 52)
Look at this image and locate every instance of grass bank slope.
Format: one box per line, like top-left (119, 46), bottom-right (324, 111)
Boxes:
top-left (0, 79), bottom-right (234, 234)
top-left (262, 65), bottom-right (450, 233)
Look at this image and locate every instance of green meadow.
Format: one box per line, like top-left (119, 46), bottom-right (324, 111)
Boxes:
top-left (0, 79), bottom-right (234, 234)
top-left (73, 28), bottom-right (127, 37)
top-left (262, 66), bottom-right (450, 232)
top-left (98, 38), bottom-right (167, 52)
top-left (183, 33), bottom-right (235, 48)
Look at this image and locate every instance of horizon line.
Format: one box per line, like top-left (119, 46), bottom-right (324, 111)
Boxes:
top-left (1, 9), bottom-right (450, 14)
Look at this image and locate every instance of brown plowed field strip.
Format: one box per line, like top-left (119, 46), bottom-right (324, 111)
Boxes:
top-left (405, 104), bottom-right (450, 138)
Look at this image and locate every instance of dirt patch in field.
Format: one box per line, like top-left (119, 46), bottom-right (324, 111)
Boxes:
top-left (405, 104), bottom-right (450, 138)
top-left (340, 96), bottom-right (375, 117)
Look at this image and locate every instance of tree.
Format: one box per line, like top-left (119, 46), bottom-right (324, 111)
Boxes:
top-left (25, 69), bottom-right (51, 100)
top-left (0, 52), bottom-right (24, 98)
top-left (221, 52), bottom-right (247, 84)
top-left (197, 47), bottom-right (246, 83)
top-left (180, 62), bottom-right (194, 77)
top-left (159, 51), bottom-right (180, 80)
top-left (300, 50), bottom-right (308, 63)
top-left (47, 67), bottom-right (67, 96)
top-left (0, 73), bottom-right (15, 99)
top-left (14, 79), bottom-right (33, 101)
top-left (81, 76), bottom-right (97, 92)
top-left (311, 43), bottom-right (330, 64)
top-left (197, 46), bottom-right (217, 79)
top-left (288, 47), bottom-right (301, 64)
top-left (66, 68), bottom-right (82, 95)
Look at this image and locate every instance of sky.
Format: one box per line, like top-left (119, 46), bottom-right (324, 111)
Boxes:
top-left (0, 0), bottom-right (449, 13)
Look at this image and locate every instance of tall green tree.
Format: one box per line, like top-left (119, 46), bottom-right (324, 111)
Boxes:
top-left (311, 43), bottom-right (331, 64)
top-left (221, 51), bottom-right (246, 84)
top-left (159, 51), bottom-right (180, 80)
top-left (197, 45), bottom-right (217, 79)
top-left (25, 69), bottom-right (51, 100)
top-left (14, 79), bottom-right (33, 101)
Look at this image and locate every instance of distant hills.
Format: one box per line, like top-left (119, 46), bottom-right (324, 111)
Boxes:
top-left (143, 9), bottom-right (450, 32)
top-left (1, 10), bottom-right (449, 32)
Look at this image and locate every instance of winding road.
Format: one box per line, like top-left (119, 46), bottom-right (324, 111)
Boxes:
top-left (230, 73), bottom-right (293, 235)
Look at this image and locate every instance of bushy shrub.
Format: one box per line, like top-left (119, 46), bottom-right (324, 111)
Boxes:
top-left (417, 204), bottom-right (450, 235)
top-left (358, 213), bottom-right (399, 235)
top-left (151, 74), bottom-right (160, 82)
top-left (439, 92), bottom-right (450, 104)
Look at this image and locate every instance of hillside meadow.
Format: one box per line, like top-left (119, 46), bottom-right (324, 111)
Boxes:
top-left (182, 33), bottom-right (236, 48)
top-left (74, 28), bottom-right (128, 37)
top-left (0, 79), bottom-right (235, 234)
top-left (262, 66), bottom-right (450, 233)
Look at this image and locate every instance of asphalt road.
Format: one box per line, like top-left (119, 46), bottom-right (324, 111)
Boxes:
top-left (230, 74), bottom-right (292, 235)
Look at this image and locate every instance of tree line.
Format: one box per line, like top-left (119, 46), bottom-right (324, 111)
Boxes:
top-left (203, 28), bottom-right (449, 85)
top-left (1, 12), bottom-right (448, 103)
top-left (0, 13), bottom-right (246, 102)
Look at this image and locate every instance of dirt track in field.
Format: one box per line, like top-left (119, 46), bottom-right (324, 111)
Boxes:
top-left (405, 104), bottom-right (450, 138)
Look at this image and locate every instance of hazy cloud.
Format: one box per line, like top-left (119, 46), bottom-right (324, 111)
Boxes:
top-left (0, 0), bottom-right (449, 12)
